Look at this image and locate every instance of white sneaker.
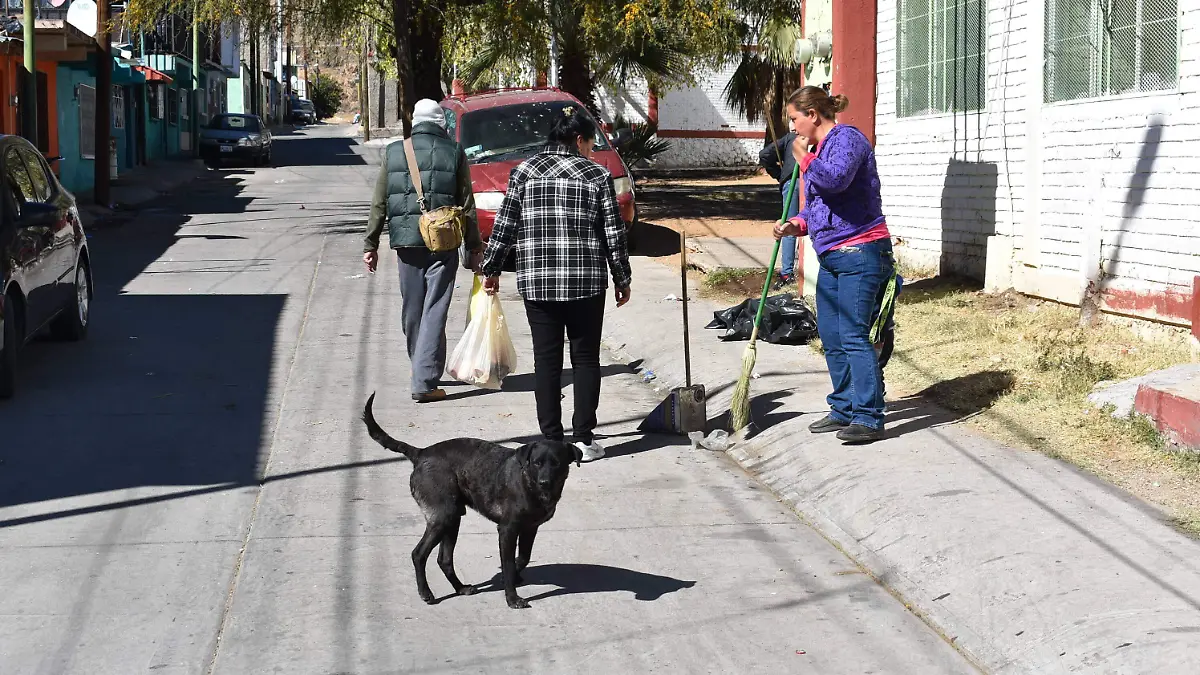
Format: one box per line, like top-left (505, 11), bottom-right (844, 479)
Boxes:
top-left (575, 441), bottom-right (605, 462)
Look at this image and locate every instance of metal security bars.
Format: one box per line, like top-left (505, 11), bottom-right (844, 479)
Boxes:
top-left (897, 0), bottom-right (988, 117)
top-left (1045, 0), bottom-right (1178, 103)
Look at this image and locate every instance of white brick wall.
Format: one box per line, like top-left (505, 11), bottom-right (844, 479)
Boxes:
top-left (596, 59), bottom-right (762, 169)
top-left (876, 0), bottom-right (1200, 323)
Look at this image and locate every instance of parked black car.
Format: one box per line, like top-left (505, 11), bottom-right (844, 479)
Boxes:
top-left (0, 134), bottom-right (91, 398)
top-left (291, 100), bottom-right (317, 125)
top-left (199, 114), bottom-right (273, 167)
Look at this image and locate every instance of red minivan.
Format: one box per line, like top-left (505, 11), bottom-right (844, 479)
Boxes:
top-left (440, 88), bottom-right (638, 246)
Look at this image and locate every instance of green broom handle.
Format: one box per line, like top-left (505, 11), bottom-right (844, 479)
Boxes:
top-left (751, 164), bottom-right (801, 338)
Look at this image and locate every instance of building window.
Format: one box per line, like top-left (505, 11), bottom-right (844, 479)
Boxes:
top-left (112, 86), bottom-right (126, 129)
top-left (896, 0), bottom-right (988, 117)
top-left (1045, 0), bottom-right (1178, 103)
top-left (149, 84), bottom-right (164, 120)
top-left (168, 89), bottom-right (179, 126)
top-left (180, 88), bottom-right (190, 120)
top-left (78, 84), bottom-right (96, 159)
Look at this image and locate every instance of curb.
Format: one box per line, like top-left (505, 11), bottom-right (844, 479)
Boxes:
top-left (603, 257), bottom-right (1200, 675)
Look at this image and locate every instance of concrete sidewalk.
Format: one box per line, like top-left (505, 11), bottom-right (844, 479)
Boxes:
top-left (79, 159), bottom-right (209, 227)
top-left (603, 257), bottom-right (1200, 674)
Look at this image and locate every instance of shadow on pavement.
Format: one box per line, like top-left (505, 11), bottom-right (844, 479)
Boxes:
top-left (271, 136), bottom-right (368, 167)
top-left (0, 164), bottom-right (281, 511)
top-left (884, 369), bottom-right (1017, 438)
top-left (637, 183), bottom-right (778, 222)
top-left (631, 221), bottom-right (683, 257)
top-left (472, 563), bottom-right (697, 603)
top-left (500, 363), bottom-right (637, 393)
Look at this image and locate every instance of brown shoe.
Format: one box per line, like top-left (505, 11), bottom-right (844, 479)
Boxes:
top-left (412, 389), bottom-right (447, 403)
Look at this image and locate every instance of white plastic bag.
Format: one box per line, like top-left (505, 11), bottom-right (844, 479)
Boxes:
top-left (447, 276), bottom-right (518, 390)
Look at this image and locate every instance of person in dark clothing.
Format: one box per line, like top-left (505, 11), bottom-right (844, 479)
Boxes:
top-left (481, 107), bottom-right (632, 462)
top-left (364, 99), bottom-right (483, 403)
top-left (759, 130), bottom-right (803, 290)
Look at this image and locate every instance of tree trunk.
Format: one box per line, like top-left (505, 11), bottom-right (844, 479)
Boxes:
top-left (391, 0), bottom-right (414, 135)
top-left (410, 3), bottom-right (445, 102)
top-left (557, 40), bottom-right (594, 110)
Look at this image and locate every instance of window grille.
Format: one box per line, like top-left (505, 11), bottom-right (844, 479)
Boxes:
top-left (1045, 0), bottom-right (1178, 103)
top-left (897, 0), bottom-right (988, 117)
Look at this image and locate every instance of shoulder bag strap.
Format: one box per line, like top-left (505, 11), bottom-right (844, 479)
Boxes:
top-left (401, 138), bottom-right (428, 212)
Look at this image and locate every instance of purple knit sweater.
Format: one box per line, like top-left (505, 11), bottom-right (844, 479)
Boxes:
top-left (798, 124), bottom-right (886, 255)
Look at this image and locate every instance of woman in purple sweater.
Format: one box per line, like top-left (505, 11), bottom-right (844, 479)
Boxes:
top-left (774, 86), bottom-right (897, 444)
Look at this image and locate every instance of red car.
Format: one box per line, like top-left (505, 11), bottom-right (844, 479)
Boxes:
top-left (440, 88), bottom-right (639, 247)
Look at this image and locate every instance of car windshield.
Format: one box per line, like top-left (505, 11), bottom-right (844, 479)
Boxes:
top-left (210, 115), bottom-right (260, 132)
top-left (459, 101), bottom-right (610, 164)
top-left (300, 101), bottom-right (315, 111)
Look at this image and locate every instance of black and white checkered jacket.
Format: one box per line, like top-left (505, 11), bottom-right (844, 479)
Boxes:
top-left (481, 144), bottom-right (632, 303)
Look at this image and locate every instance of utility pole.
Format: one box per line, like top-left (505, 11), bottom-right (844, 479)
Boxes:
top-left (21, 0), bottom-right (36, 144)
top-left (95, 0), bottom-right (112, 205)
top-left (249, 24), bottom-right (259, 116)
top-left (362, 26), bottom-right (370, 142)
top-left (192, 15), bottom-right (201, 155)
top-left (283, 7), bottom-right (291, 108)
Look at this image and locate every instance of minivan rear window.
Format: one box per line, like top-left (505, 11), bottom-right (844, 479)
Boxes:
top-left (459, 101), bottom-right (610, 163)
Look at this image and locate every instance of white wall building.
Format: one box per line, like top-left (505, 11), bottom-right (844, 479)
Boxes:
top-left (875, 0), bottom-right (1197, 328)
top-left (595, 60), bottom-right (763, 169)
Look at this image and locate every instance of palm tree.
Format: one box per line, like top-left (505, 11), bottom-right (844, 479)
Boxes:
top-left (459, 0), bottom-right (699, 114)
top-left (723, 9), bottom-right (805, 149)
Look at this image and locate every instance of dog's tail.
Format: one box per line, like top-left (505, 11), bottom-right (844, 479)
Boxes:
top-left (361, 393), bottom-right (422, 461)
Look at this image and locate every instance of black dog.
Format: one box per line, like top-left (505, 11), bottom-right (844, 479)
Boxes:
top-left (362, 393), bottom-right (582, 609)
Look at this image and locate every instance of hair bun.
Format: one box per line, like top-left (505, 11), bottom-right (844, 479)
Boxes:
top-left (831, 94), bottom-right (850, 112)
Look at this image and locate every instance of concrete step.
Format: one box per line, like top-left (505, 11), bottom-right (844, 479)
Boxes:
top-left (1136, 378), bottom-right (1200, 448)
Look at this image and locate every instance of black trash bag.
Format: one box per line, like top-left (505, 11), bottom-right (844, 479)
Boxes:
top-left (707, 293), bottom-right (818, 345)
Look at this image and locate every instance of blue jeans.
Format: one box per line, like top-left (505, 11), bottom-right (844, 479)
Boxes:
top-left (780, 236), bottom-right (797, 277)
top-left (815, 238), bottom-right (894, 430)
top-left (778, 183), bottom-right (800, 277)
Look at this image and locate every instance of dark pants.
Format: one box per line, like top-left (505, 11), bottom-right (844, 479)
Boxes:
top-left (816, 238), bottom-right (895, 430)
top-left (397, 248), bottom-right (458, 395)
top-left (524, 293), bottom-right (606, 445)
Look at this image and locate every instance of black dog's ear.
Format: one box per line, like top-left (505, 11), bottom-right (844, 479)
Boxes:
top-left (515, 444), bottom-right (534, 470)
top-left (569, 443), bottom-right (583, 467)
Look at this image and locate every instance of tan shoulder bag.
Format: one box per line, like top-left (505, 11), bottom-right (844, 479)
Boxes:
top-left (402, 138), bottom-right (465, 253)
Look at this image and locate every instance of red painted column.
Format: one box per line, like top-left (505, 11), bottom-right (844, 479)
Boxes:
top-left (451, 79), bottom-right (466, 96)
top-left (832, 0), bottom-right (878, 146)
top-left (647, 88), bottom-right (659, 126)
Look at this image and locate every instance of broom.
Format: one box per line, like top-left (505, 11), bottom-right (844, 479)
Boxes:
top-left (730, 163), bottom-right (800, 432)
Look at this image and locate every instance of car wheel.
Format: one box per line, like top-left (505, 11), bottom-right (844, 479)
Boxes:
top-left (625, 206), bottom-right (640, 253)
top-left (0, 294), bottom-right (17, 399)
top-left (50, 259), bottom-right (90, 341)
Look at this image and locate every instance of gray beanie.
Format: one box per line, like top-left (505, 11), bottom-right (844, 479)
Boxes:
top-left (412, 99), bottom-right (447, 129)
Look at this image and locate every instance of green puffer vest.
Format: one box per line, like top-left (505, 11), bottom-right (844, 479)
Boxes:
top-left (385, 123), bottom-right (463, 249)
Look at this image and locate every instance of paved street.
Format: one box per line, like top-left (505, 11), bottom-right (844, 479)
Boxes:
top-left (0, 125), bottom-right (974, 674)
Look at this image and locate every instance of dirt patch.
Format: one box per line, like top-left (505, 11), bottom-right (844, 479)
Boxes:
top-left (880, 282), bottom-right (1200, 534)
top-left (703, 268), bottom-right (769, 299)
top-left (637, 175), bottom-right (782, 240)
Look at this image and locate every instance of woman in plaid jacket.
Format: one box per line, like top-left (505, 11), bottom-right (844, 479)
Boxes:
top-left (480, 109), bottom-right (632, 462)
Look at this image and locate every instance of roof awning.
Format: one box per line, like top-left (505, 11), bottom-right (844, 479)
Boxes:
top-left (113, 60), bottom-right (146, 86)
top-left (134, 65), bottom-right (173, 84)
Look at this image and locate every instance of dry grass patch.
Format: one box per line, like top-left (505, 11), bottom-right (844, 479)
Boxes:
top-left (882, 280), bottom-right (1200, 533)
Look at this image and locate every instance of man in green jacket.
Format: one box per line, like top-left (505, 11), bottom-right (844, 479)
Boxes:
top-left (364, 99), bottom-right (483, 403)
